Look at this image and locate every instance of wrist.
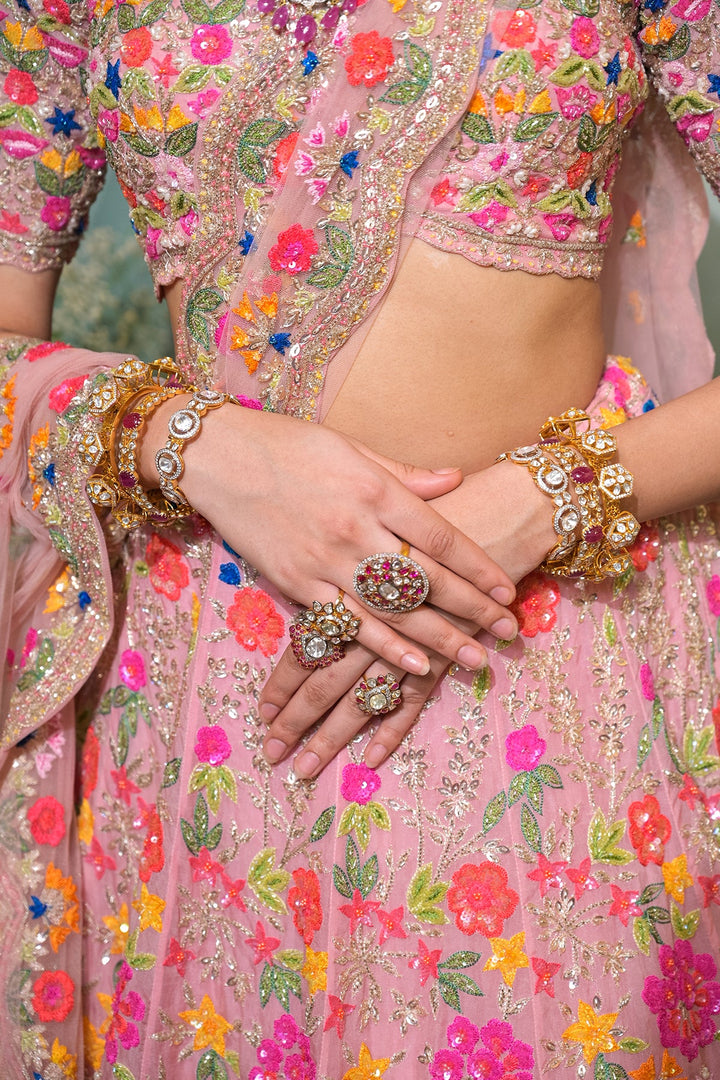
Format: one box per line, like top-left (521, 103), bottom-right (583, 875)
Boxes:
top-left (137, 392), bottom-right (193, 488)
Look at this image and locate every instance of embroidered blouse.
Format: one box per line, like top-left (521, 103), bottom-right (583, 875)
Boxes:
top-left (1, 0), bottom-right (719, 290)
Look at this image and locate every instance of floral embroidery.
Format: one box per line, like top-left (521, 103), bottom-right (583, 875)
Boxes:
top-left (225, 587), bottom-right (284, 656)
top-left (511, 572), bottom-right (560, 637)
top-left (344, 31), bottom-right (394, 87)
top-left (642, 941), bottom-right (720, 1060)
top-left (447, 862), bottom-right (519, 937)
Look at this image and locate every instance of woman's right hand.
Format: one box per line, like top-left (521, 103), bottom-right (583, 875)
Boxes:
top-left (140, 397), bottom-right (517, 675)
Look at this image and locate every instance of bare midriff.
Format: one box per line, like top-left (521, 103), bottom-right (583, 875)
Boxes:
top-left (164, 238), bottom-right (606, 475)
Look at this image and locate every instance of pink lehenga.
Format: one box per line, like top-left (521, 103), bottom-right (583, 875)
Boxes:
top-left (1, 0), bottom-right (720, 1077)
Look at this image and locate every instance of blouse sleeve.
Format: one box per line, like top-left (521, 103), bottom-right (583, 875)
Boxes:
top-left (0, 0), bottom-right (105, 270)
top-left (637, 0), bottom-right (720, 197)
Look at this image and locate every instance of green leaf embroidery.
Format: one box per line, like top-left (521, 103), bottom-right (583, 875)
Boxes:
top-left (603, 609), bottom-right (617, 647)
top-left (507, 773), bottom-right (526, 807)
top-left (138, 0), bottom-right (172, 23)
top-left (326, 224), bottom-right (353, 267)
top-left (407, 863), bottom-right (450, 924)
top-left (587, 807), bottom-right (633, 865)
top-left (259, 962), bottom-right (273, 1007)
top-left (651, 697), bottom-right (664, 738)
top-left (117, 3), bottom-right (135, 29)
top-left (0, 104), bottom-right (17, 127)
top-left (439, 951), bottom-right (482, 970)
top-left (638, 882), bottom-right (664, 905)
top-left (535, 764), bottom-right (563, 789)
top-left (34, 161), bottom-right (62, 197)
top-left (368, 802), bottom-right (390, 830)
top-left (181, 817), bottom-right (200, 855)
top-left (521, 802), bottom-right (542, 852)
top-left (670, 902), bottom-right (700, 941)
top-left (355, 809), bottom-right (371, 852)
top-left (637, 723), bottom-right (652, 768)
top-left (472, 666), bottom-right (491, 702)
top-left (161, 758), bottom-right (182, 788)
top-left (236, 145), bottom-right (267, 185)
top-left (483, 790), bottom-right (507, 833)
top-left (248, 847), bottom-right (289, 913)
top-left (276, 948), bottom-right (303, 971)
top-left (683, 724), bottom-right (720, 774)
top-left (617, 1037), bottom-right (649, 1054)
top-left (113, 1067), bottom-right (137, 1080)
top-left (196, 1050), bottom-right (229, 1080)
top-left (536, 190), bottom-right (572, 213)
top-left (652, 21), bottom-right (691, 62)
top-left (437, 971), bottom-right (483, 1011)
top-left (549, 57), bottom-right (587, 86)
top-left (242, 117), bottom-right (290, 148)
top-left (306, 264), bottom-right (347, 289)
top-left (191, 287), bottom-right (224, 313)
top-left (332, 864), bottom-right (352, 898)
top-left (186, 309), bottom-right (210, 350)
top-left (309, 806), bottom-right (335, 842)
top-left (345, 835), bottom-right (361, 888)
top-left (126, 929), bottom-right (156, 970)
top-left (211, 0), bottom-right (246, 21)
top-left (16, 106), bottom-right (42, 137)
top-left (632, 915), bottom-right (651, 956)
top-left (461, 112), bottom-right (495, 144)
top-left (18, 47), bottom-right (48, 75)
top-left (526, 774), bottom-right (544, 814)
top-left (165, 122), bottom-right (198, 157)
top-left (359, 854), bottom-right (378, 898)
top-left (121, 130), bottom-right (160, 157)
top-left (173, 65), bottom-right (213, 94)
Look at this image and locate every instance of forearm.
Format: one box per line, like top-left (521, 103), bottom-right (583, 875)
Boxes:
top-left (615, 376), bottom-right (720, 522)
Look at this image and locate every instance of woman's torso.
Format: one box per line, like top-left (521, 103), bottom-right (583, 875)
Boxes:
top-left (87, 0), bottom-right (649, 462)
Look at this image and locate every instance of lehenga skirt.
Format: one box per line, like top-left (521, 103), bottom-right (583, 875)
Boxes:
top-left (8, 356), bottom-right (720, 1080)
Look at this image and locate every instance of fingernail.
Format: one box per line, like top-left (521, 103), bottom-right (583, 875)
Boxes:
top-left (365, 744), bottom-right (387, 768)
top-left (264, 738), bottom-right (286, 763)
top-left (490, 585), bottom-right (514, 605)
top-left (401, 652), bottom-right (430, 676)
top-left (260, 702), bottom-right (280, 722)
top-left (294, 751), bottom-right (320, 779)
top-left (491, 617), bottom-right (517, 640)
top-left (431, 467), bottom-right (460, 474)
top-left (457, 644), bottom-right (486, 670)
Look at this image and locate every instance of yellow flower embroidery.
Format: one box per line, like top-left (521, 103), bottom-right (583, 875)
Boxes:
top-left (302, 946), bottom-right (328, 995)
top-left (83, 1017), bottom-right (105, 1072)
top-left (179, 994), bottom-right (233, 1055)
top-left (102, 902), bottom-right (130, 954)
top-left (662, 853), bottom-right (693, 905)
top-left (50, 1037), bottom-right (77, 1078)
top-left (4, 21), bottom-right (44, 50)
top-left (342, 1042), bottom-right (392, 1080)
top-left (132, 883), bottom-right (166, 933)
top-left (45, 568), bottom-right (71, 614)
top-left (629, 1050), bottom-right (686, 1080)
top-left (482, 931), bottom-right (529, 987)
top-left (562, 1001), bottom-right (620, 1064)
top-left (528, 90), bottom-right (553, 114)
top-left (0, 375), bottom-right (17, 458)
top-left (76, 797), bottom-right (94, 845)
top-left (44, 862), bottom-right (80, 952)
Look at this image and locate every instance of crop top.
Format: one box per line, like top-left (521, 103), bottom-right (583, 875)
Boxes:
top-left (1, 0), bottom-right (719, 416)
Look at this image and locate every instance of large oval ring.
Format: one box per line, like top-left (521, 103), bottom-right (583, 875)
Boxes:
top-left (355, 673), bottom-right (402, 716)
top-left (289, 596), bottom-right (361, 670)
top-left (353, 551), bottom-right (430, 613)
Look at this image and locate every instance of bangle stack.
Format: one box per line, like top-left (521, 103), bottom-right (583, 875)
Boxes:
top-left (501, 407), bottom-right (640, 581)
top-left (81, 357), bottom-right (236, 530)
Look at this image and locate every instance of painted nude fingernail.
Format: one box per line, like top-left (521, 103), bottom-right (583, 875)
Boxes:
top-left (264, 738), bottom-right (286, 763)
top-left (491, 617), bottom-right (517, 640)
top-left (457, 644), bottom-right (486, 670)
top-left (260, 702), bottom-right (280, 722)
top-left (365, 744), bottom-right (387, 768)
top-left (294, 751), bottom-right (321, 779)
top-left (490, 585), bottom-right (514, 605)
top-left (401, 653), bottom-right (431, 676)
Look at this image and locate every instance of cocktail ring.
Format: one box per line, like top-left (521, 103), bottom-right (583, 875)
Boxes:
top-left (289, 596), bottom-right (361, 670)
top-left (355, 673), bottom-right (402, 716)
top-left (353, 543), bottom-right (429, 613)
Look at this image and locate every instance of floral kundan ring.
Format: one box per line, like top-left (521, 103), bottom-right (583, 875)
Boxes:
top-left (353, 547), bottom-right (430, 613)
top-left (289, 597), bottom-right (361, 669)
top-left (355, 673), bottom-right (402, 716)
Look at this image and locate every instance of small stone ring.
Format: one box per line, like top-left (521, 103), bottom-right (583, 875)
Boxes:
top-left (353, 542), bottom-right (430, 613)
top-left (355, 673), bottom-right (402, 716)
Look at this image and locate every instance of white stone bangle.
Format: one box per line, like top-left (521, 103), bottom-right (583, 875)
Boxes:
top-left (154, 389), bottom-right (231, 507)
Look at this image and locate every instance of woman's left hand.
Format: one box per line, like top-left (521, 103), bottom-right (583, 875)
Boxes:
top-left (258, 459), bottom-right (556, 777)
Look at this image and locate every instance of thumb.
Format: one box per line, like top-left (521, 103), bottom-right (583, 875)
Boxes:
top-left (355, 443), bottom-right (463, 499)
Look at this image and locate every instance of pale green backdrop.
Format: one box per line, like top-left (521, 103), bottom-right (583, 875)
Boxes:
top-left (54, 172), bottom-right (719, 365)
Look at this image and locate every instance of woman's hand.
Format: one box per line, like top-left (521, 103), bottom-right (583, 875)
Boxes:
top-left (258, 459), bottom-right (556, 776)
top-left (140, 399), bottom-right (517, 675)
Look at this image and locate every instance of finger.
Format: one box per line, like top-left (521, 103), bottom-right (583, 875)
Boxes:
top-left (362, 655), bottom-right (448, 769)
top-left (293, 662), bottom-right (406, 779)
top-left (350, 441), bottom-right (464, 499)
top-left (262, 646), bottom-right (372, 766)
top-left (353, 601), bottom-right (488, 672)
top-left (382, 493), bottom-right (516, 605)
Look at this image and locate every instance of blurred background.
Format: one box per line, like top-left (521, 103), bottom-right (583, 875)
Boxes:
top-left (54, 171), bottom-right (720, 367)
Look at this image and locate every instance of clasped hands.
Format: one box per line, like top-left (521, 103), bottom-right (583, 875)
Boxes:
top-left (166, 403), bottom-right (553, 780)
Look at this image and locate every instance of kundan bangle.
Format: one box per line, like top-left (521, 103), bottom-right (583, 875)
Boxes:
top-left (155, 389), bottom-right (233, 507)
top-left (501, 408), bottom-right (640, 582)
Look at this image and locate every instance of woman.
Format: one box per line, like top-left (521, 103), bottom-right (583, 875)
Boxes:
top-left (1, 0), bottom-right (719, 1076)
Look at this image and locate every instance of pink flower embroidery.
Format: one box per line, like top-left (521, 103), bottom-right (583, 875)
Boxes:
top-left (556, 85), bottom-right (599, 121)
top-left (27, 796), bottom-right (66, 846)
top-left (608, 885), bottom-right (642, 927)
top-left (48, 374), bottom-right (87, 413)
top-left (466, 1019), bottom-right (534, 1080)
top-left (543, 212), bottom-right (579, 241)
top-left (570, 15), bottom-right (599, 57)
top-left (118, 648), bottom-right (146, 691)
top-left (194, 724), bottom-right (232, 766)
top-left (505, 724), bottom-right (546, 772)
top-left (639, 662), bottom-right (654, 701)
top-left (268, 223), bottom-right (319, 275)
top-left (447, 862), bottom-right (519, 937)
top-left (97, 108), bottom-right (119, 142)
top-left (707, 574), bottom-right (720, 616)
top-left (468, 199), bottom-right (509, 233)
top-left (642, 940), bottom-right (720, 1060)
top-left (512, 572), bottom-right (560, 637)
top-left (145, 534), bottom-right (189, 602)
top-left (447, 1016), bottom-right (480, 1055)
top-left (340, 762), bottom-right (381, 805)
top-left (429, 1049), bottom-right (464, 1080)
top-left (190, 24), bottom-right (233, 64)
top-left (40, 196), bottom-right (71, 232)
top-left (628, 793), bottom-right (671, 866)
top-left (676, 110), bottom-right (713, 144)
